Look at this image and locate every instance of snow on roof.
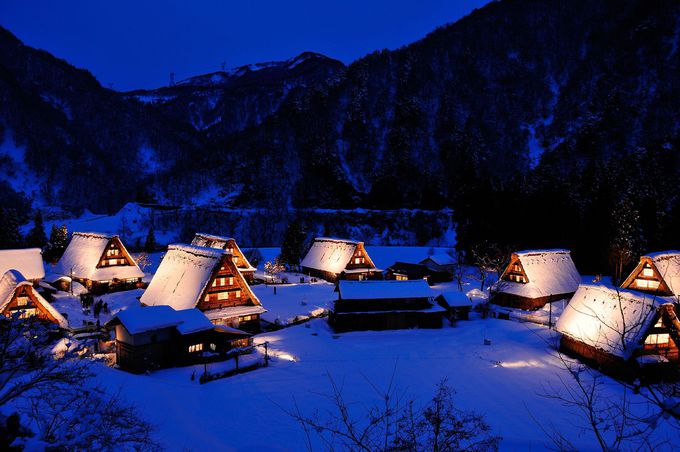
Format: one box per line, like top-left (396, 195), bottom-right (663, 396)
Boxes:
top-left (203, 305), bottom-right (267, 321)
top-left (0, 270), bottom-right (68, 328)
top-left (555, 284), bottom-right (669, 359)
top-left (112, 305), bottom-right (214, 335)
top-left (493, 249), bottom-right (580, 299)
top-left (338, 280), bottom-right (435, 300)
top-left (140, 244), bottom-right (224, 310)
top-left (192, 232), bottom-right (235, 247)
top-left (0, 248), bottom-right (45, 280)
top-left (54, 232), bottom-right (144, 281)
top-left (437, 291), bottom-right (473, 307)
top-left (301, 237), bottom-right (361, 274)
top-left (422, 254), bottom-right (456, 266)
top-left (643, 251), bottom-right (680, 296)
top-left (191, 233), bottom-right (255, 271)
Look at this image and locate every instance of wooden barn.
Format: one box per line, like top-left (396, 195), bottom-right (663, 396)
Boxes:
top-left (436, 292), bottom-right (473, 321)
top-left (107, 306), bottom-right (252, 374)
top-left (418, 254), bottom-right (455, 283)
top-left (490, 249), bottom-right (581, 310)
top-left (385, 262), bottom-right (432, 283)
top-left (300, 237), bottom-right (381, 283)
top-left (330, 280), bottom-right (445, 332)
top-left (191, 233), bottom-right (256, 283)
top-left (0, 248), bottom-right (45, 285)
top-left (555, 284), bottom-right (680, 379)
top-left (53, 232), bottom-right (144, 294)
top-left (140, 244), bottom-right (265, 331)
top-left (620, 251), bottom-right (680, 296)
top-left (0, 269), bottom-right (67, 327)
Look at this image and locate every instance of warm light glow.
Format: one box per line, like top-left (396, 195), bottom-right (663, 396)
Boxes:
top-left (499, 360), bottom-right (546, 369)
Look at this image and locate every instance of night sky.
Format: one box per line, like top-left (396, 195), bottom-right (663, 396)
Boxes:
top-left (0, 0), bottom-right (489, 91)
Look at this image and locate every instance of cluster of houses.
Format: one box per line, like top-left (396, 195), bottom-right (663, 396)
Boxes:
top-left (0, 231), bottom-right (678, 380)
top-left (490, 249), bottom-right (680, 378)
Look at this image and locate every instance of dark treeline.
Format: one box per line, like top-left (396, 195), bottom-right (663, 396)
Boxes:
top-left (1, 0), bottom-right (680, 275)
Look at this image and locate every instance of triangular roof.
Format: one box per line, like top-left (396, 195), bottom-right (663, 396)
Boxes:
top-left (140, 244), bottom-right (262, 311)
top-left (493, 249), bottom-right (581, 299)
top-left (0, 270), bottom-right (68, 328)
top-left (54, 232), bottom-right (144, 281)
top-left (621, 251), bottom-right (680, 296)
top-left (0, 248), bottom-right (45, 280)
top-left (191, 232), bottom-right (255, 271)
top-left (301, 237), bottom-right (376, 274)
top-left (555, 284), bottom-right (671, 360)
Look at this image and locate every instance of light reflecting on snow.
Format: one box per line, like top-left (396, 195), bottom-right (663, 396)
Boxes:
top-left (499, 360), bottom-right (546, 369)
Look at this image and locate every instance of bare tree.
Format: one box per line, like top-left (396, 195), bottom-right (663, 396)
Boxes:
top-left (133, 251), bottom-right (152, 273)
top-left (0, 317), bottom-right (159, 450)
top-left (264, 258), bottom-right (286, 283)
top-left (284, 372), bottom-right (500, 451)
top-left (451, 250), bottom-right (466, 291)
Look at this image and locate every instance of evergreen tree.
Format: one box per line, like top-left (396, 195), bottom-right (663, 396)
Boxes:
top-left (25, 210), bottom-right (47, 249)
top-left (279, 219), bottom-right (307, 270)
top-left (44, 224), bottom-right (69, 263)
top-left (0, 208), bottom-right (23, 249)
top-left (144, 227), bottom-right (157, 252)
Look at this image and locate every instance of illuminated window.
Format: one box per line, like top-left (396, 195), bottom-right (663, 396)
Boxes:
top-left (18, 308), bottom-right (37, 319)
top-left (217, 292), bottom-right (229, 300)
top-left (233, 256), bottom-right (239, 264)
top-left (16, 296), bottom-right (29, 306)
top-left (642, 267), bottom-right (654, 277)
top-left (396, 274), bottom-right (407, 281)
top-left (636, 279), bottom-right (660, 290)
top-left (108, 259), bottom-right (117, 266)
top-left (188, 344), bottom-right (203, 353)
top-left (355, 257), bottom-right (361, 264)
top-left (645, 333), bottom-right (670, 346)
top-left (235, 290), bottom-right (241, 298)
top-left (242, 315), bottom-right (252, 321)
top-left (229, 277), bottom-right (234, 286)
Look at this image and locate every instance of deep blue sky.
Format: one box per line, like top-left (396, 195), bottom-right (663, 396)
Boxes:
top-left (0, 0), bottom-right (489, 91)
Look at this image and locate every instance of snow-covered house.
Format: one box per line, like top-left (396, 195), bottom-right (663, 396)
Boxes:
top-left (490, 249), bottom-right (581, 310)
top-left (107, 305), bottom-right (252, 373)
top-left (52, 232), bottom-right (144, 294)
top-left (140, 244), bottom-right (265, 331)
top-left (0, 248), bottom-right (45, 285)
top-left (620, 251), bottom-right (680, 297)
top-left (191, 233), bottom-right (256, 282)
top-left (0, 270), bottom-right (67, 327)
top-left (555, 284), bottom-right (679, 375)
top-left (385, 262), bottom-right (432, 284)
top-left (436, 292), bottom-right (473, 320)
top-left (419, 254), bottom-right (455, 282)
top-left (331, 280), bottom-right (445, 332)
top-left (300, 237), bottom-right (381, 283)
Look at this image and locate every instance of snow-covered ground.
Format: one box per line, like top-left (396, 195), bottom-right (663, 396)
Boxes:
top-left (36, 245), bottom-right (677, 450)
top-left (92, 317), bottom-right (676, 450)
top-left (51, 289), bottom-right (143, 329)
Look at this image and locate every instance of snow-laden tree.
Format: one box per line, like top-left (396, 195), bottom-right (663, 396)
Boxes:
top-left (0, 316), bottom-right (158, 450)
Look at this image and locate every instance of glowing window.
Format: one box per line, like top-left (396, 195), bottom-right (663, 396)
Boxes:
top-left (642, 267), bottom-right (654, 277)
top-left (636, 279), bottom-right (660, 290)
top-left (188, 344), bottom-right (203, 353)
top-left (645, 333), bottom-right (670, 346)
top-left (217, 292), bottom-right (229, 300)
top-left (16, 297), bottom-right (29, 306)
top-left (242, 315), bottom-right (252, 321)
top-left (229, 277), bottom-right (234, 286)
top-left (235, 290), bottom-right (241, 298)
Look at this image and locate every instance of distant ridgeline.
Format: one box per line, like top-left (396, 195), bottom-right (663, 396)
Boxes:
top-left (2, 0), bottom-right (680, 271)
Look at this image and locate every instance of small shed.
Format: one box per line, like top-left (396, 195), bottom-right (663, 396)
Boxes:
top-left (107, 305), bottom-right (252, 373)
top-left (52, 232), bottom-right (144, 294)
top-left (331, 280), bottom-right (445, 332)
top-left (555, 284), bottom-right (680, 378)
top-left (0, 270), bottom-right (67, 328)
top-left (436, 292), bottom-right (473, 320)
top-left (385, 262), bottom-right (432, 283)
top-left (490, 249), bottom-right (581, 310)
top-left (191, 233), bottom-right (256, 283)
top-left (0, 248), bottom-right (45, 284)
top-left (419, 254), bottom-right (455, 283)
top-left (300, 237), bottom-right (381, 283)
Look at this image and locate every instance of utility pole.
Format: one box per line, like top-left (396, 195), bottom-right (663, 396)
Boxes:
top-left (264, 341), bottom-right (269, 367)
